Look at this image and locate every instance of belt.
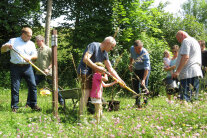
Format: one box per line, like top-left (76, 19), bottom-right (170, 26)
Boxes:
top-left (11, 63), bottom-right (29, 67)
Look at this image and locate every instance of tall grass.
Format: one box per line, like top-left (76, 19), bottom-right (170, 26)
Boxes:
top-left (0, 87), bottom-right (207, 137)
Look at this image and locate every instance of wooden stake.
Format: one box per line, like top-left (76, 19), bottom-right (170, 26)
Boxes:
top-left (51, 29), bottom-right (58, 118)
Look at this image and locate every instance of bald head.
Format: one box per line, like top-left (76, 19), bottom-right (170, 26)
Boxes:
top-left (21, 27), bottom-right (33, 42)
top-left (22, 27), bottom-right (32, 35)
top-left (101, 36), bottom-right (116, 52)
top-left (176, 30), bottom-right (189, 43)
top-left (103, 36), bottom-right (116, 45)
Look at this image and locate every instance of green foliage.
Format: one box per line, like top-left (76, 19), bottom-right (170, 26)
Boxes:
top-left (51, 0), bottom-right (115, 50)
top-left (0, 71), bottom-right (10, 87)
top-left (182, 0), bottom-right (207, 28)
top-left (109, 32), bottom-right (168, 95)
top-left (1, 0), bottom-right (207, 93)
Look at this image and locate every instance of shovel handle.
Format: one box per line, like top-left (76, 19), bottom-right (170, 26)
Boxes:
top-left (105, 71), bottom-right (139, 96)
top-left (12, 48), bottom-right (47, 76)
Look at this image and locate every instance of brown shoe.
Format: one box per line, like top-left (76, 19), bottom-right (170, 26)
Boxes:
top-left (12, 108), bottom-right (17, 113)
top-left (31, 105), bottom-right (41, 111)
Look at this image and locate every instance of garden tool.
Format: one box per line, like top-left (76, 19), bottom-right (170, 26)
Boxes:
top-left (12, 48), bottom-right (48, 77)
top-left (104, 71), bottom-right (139, 96)
top-left (131, 71), bottom-right (151, 99)
top-left (133, 71), bottom-right (149, 93)
top-left (12, 48), bottom-right (64, 90)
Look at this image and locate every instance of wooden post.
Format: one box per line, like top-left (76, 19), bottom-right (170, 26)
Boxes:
top-left (51, 29), bottom-right (58, 118)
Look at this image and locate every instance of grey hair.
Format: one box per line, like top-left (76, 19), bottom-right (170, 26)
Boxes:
top-left (35, 35), bottom-right (45, 42)
top-left (134, 40), bottom-right (143, 47)
top-left (104, 36), bottom-right (116, 45)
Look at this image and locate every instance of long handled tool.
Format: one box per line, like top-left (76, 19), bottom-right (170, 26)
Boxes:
top-left (133, 71), bottom-right (149, 93)
top-left (104, 71), bottom-right (139, 96)
top-left (12, 48), bottom-right (65, 90)
top-left (12, 48), bottom-right (47, 76)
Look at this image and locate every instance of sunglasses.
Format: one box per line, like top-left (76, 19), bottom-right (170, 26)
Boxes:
top-left (172, 51), bottom-right (177, 53)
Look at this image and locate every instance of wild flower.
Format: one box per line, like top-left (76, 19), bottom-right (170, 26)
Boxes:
top-left (171, 121), bottom-right (176, 125)
top-left (194, 133), bottom-right (200, 137)
top-left (142, 129), bottom-right (145, 134)
top-left (128, 134), bottom-right (132, 137)
top-left (156, 126), bottom-right (163, 130)
top-left (110, 134), bottom-right (115, 138)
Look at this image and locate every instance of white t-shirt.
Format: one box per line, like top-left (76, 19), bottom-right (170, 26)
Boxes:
top-left (4, 37), bottom-right (37, 64)
top-left (163, 57), bottom-right (171, 68)
top-left (176, 37), bottom-right (203, 79)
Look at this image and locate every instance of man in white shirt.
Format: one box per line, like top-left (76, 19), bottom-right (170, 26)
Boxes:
top-left (1, 27), bottom-right (41, 112)
top-left (172, 30), bottom-right (202, 103)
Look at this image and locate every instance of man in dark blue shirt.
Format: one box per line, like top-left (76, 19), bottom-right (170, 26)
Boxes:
top-left (77, 36), bottom-right (125, 116)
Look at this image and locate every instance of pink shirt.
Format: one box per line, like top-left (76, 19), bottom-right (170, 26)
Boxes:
top-left (90, 73), bottom-right (103, 99)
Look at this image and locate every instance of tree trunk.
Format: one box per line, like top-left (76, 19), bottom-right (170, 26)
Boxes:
top-left (45, 0), bottom-right (53, 46)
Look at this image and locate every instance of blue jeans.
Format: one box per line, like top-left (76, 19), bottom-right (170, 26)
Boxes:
top-left (26, 74), bottom-right (64, 105)
top-left (133, 69), bottom-right (150, 105)
top-left (10, 64), bottom-right (37, 109)
top-left (180, 77), bottom-right (200, 102)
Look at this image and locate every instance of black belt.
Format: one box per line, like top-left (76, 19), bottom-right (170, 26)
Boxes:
top-left (11, 63), bottom-right (29, 67)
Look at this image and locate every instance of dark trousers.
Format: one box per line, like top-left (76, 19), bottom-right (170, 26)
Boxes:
top-left (26, 74), bottom-right (64, 105)
top-left (10, 64), bottom-right (37, 109)
top-left (180, 77), bottom-right (200, 102)
top-left (133, 69), bottom-right (150, 105)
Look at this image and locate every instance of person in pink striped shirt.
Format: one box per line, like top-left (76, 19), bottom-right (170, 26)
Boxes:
top-left (90, 62), bottom-right (117, 123)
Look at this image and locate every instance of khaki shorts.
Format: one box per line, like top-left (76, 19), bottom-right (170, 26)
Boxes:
top-left (79, 74), bottom-right (93, 89)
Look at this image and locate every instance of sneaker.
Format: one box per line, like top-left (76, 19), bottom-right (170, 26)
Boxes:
top-left (31, 105), bottom-right (41, 111)
top-left (12, 108), bottom-right (17, 113)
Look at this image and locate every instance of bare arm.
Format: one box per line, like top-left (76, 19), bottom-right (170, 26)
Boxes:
top-left (104, 60), bottom-right (125, 85)
top-left (30, 55), bottom-right (37, 61)
top-left (141, 69), bottom-right (149, 86)
top-left (102, 73), bottom-right (108, 82)
top-left (1, 44), bottom-right (12, 53)
top-left (102, 81), bottom-right (117, 87)
top-left (172, 54), bottom-right (189, 78)
top-left (83, 51), bottom-right (105, 72)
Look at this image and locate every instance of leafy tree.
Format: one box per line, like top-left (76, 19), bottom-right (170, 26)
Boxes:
top-left (182, 0), bottom-right (207, 27)
top-left (0, 0), bottom-right (42, 86)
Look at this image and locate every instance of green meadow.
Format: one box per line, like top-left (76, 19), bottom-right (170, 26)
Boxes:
top-left (0, 87), bottom-right (207, 137)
